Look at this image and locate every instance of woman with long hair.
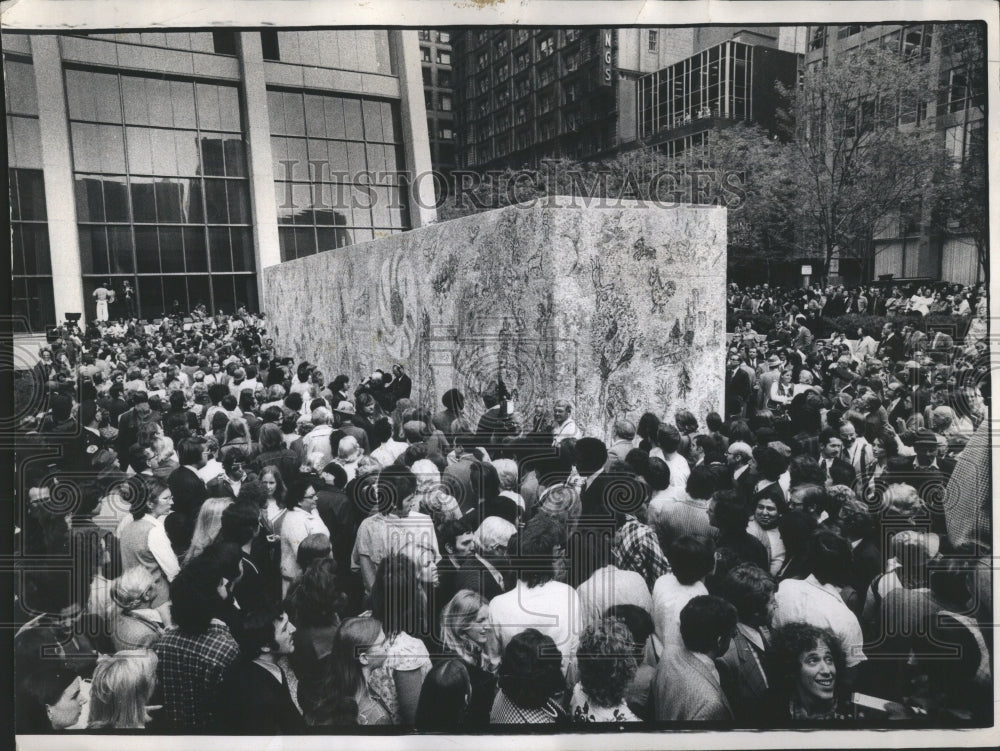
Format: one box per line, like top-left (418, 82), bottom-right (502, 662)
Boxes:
top-left (87, 650), bottom-right (158, 729)
top-left (300, 616), bottom-right (391, 727)
top-left (259, 465), bottom-right (287, 528)
top-left (220, 417), bottom-right (256, 463)
top-left (370, 552), bottom-right (434, 725)
top-left (183, 497), bottom-right (233, 564)
top-left (439, 589), bottom-right (499, 728)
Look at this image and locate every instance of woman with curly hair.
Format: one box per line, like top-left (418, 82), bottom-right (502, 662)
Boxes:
top-left (763, 623), bottom-right (851, 722)
top-left (440, 589), bottom-right (498, 728)
top-left (106, 566), bottom-right (165, 651)
top-left (571, 617), bottom-right (641, 723)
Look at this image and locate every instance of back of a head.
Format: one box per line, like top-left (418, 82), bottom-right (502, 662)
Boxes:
top-left (752, 446), bottom-right (788, 483)
top-left (807, 529), bottom-right (853, 587)
top-left (574, 437), bottom-right (608, 475)
top-left (656, 424), bottom-right (681, 454)
top-left (604, 604), bottom-right (655, 648)
top-left (169, 551), bottom-right (224, 633)
top-left (679, 595), bottom-right (738, 655)
top-left (719, 563), bottom-right (777, 625)
top-left (667, 535), bottom-right (715, 586)
top-left (498, 628), bottom-right (564, 710)
top-left (686, 464), bottom-right (717, 500)
top-left (376, 465), bottom-right (417, 513)
top-left (613, 418), bottom-right (636, 441)
top-left (219, 500), bottom-right (261, 546)
top-left (643, 457), bottom-right (671, 491)
top-left (415, 659), bottom-right (472, 730)
top-left (710, 490), bottom-right (749, 533)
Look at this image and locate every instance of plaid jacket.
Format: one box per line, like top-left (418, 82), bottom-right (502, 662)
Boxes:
top-left (154, 619), bottom-right (240, 730)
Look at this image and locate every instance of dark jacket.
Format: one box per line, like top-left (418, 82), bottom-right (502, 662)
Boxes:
top-left (217, 659), bottom-right (304, 734)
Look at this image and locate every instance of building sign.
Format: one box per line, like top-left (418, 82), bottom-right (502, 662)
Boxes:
top-left (601, 30), bottom-right (613, 86)
top-left (800, 264), bottom-right (813, 276)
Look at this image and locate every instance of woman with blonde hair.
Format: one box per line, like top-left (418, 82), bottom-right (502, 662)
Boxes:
top-left (87, 650), bottom-right (159, 729)
top-left (106, 566), bottom-right (165, 650)
top-left (440, 589), bottom-right (498, 728)
top-left (183, 497), bottom-right (233, 564)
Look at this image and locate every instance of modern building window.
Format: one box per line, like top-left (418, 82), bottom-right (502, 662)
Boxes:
top-left (438, 70), bottom-right (452, 87)
top-left (261, 30), bottom-right (280, 61)
top-left (437, 31), bottom-right (451, 44)
top-left (269, 89), bottom-right (408, 261)
top-left (945, 67), bottom-right (970, 113)
top-left (440, 94), bottom-right (453, 111)
top-left (648, 30), bottom-right (658, 52)
top-left (437, 50), bottom-right (451, 65)
top-left (421, 46), bottom-right (432, 62)
top-left (418, 30), bottom-right (431, 42)
top-left (837, 25), bottom-right (863, 40)
top-left (6, 54), bottom-right (56, 331)
top-left (439, 126), bottom-right (453, 140)
top-left (565, 29), bottom-right (580, 44)
top-left (212, 31), bottom-right (237, 55)
top-left (539, 36), bottom-right (554, 57)
top-left (67, 68), bottom-right (256, 318)
top-left (808, 27), bottom-right (825, 51)
top-left (425, 91), bottom-right (434, 110)
top-left (422, 67), bottom-right (432, 87)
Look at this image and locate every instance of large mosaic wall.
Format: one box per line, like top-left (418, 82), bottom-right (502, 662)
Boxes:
top-left (261, 202), bottom-right (726, 440)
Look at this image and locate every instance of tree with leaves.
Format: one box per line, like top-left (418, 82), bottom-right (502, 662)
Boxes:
top-left (771, 37), bottom-right (955, 281)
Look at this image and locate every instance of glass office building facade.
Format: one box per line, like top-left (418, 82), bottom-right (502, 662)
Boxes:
top-left (3, 30), bottom-right (430, 329)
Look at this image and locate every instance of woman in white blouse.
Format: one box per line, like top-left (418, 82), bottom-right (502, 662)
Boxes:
top-left (279, 476), bottom-right (329, 595)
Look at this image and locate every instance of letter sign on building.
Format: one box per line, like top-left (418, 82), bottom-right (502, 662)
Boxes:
top-left (601, 30), bottom-right (613, 86)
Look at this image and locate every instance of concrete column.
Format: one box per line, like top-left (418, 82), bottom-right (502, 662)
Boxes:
top-left (392, 30), bottom-right (437, 227)
top-left (237, 32), bottom-right (282, 276)
top-left (30, 35), bottom-right (85, 323)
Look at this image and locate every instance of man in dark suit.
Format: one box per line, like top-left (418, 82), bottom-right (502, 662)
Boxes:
top-left (651, 595), bottom-right (738, 721)
top-left (716, 564), bottom-right (775, 724)
top-left (391, 364), bottom-right (412, 401)
top-left (166, 436), bottom-right (211, 556)
top-left (726, 353), bottom-right (752, 418)
top-left (217, 606), bottom-right (303, 733)
top-left (817, 428), bottom-right (856, 487)
top-left (116, 391), bottom-right (161, 471)
top-left (568, 438), bottom-right (624, 587)
top-left (876, 322), bottom-right (906, 362)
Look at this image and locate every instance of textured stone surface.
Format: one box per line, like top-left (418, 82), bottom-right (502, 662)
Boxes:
top-left (261, 201), bottom-right (726, 440)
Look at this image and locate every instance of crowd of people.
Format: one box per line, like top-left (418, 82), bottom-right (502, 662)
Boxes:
top-left (12, 281), bottom-right (992, 733)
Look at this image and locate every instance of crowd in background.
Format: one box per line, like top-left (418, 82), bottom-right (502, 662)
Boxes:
top-left (12, 283), bottom-right (992, 732)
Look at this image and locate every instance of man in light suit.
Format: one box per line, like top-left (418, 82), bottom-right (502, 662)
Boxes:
top-left (651, 595), bottom-right (738, 722)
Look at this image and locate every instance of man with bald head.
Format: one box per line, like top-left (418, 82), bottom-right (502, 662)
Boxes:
top-left (608, 418), bottom-right (637, 464)
top-left (552, 399), bottom-right (582, 446)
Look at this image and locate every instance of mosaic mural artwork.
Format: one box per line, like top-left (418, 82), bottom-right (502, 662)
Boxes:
top-left (261, 201), bottom-right (726, 441)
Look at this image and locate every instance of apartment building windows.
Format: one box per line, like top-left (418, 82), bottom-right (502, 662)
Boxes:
top-left (539, 36), bottom-right (554, 57)
top-left (648, 30), bottom-right (658, 52)
top-left (437, 50), bottom-right (451, 65)
top-left (420, 46), bottom-right (431, 62)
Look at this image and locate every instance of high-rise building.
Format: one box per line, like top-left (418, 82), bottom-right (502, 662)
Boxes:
top-left (804, 24), bottom-right (985, 284)
top-left (636, 39), bottom-right (800, 160)
top-left (3, 30), bottom-right (434, 331)
top-left (451, 27), bottom-right (804, 172)
top-left (417, 29), bottom-right (457, 187)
